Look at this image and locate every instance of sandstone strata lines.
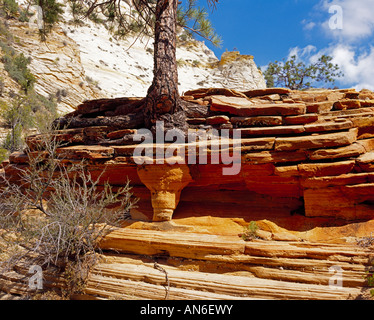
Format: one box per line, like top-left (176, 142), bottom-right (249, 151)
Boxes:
top-left (3, 87), bottom-right (374, 221)
top-left (2, 87), bottom-right (374, 300)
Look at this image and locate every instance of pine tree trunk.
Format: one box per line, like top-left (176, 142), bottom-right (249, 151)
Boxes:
top-left (144, 0), bottom-right (187, 133)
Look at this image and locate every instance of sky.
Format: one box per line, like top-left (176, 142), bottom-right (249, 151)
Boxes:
top-left (190, 0), bottom-right (374, 90)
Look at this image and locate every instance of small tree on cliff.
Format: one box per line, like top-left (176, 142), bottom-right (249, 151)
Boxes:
top-left (39, 0), bottom-right (220, 132)
top-left (264, 54), bottom-right (343, 90)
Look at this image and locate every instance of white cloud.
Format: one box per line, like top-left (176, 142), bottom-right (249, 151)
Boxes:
top-left (328, 44), bottom-right (374, 90)
top-left (290, 1), bottom-right (374, 90)
top-left (302, 20), bottom-right (316, 31)
top-left (287, 45), bottom-right (318, 60)
top-left (321, 0), bottom-right (374, 42)
top-left (291, 44), bottom-right (374, 90)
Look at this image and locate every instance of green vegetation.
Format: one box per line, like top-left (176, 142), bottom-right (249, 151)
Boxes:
top-left (0, 16), bottom-right (58, 161)
top-left (1, 50), bottom-right (36, 92)
top-left (264, 54), bottom-right (343, 90)
top-left (0, 132), bottom-right (136, 298)
top-left (1, 0), bottom-right (18, 19)
top-left (366, 262), bottom-right (374, 297)
top-left (0, 92), bottom-right (58, 154)
top-left (35, 0), bottom-right (64, 40)
top-left (177, 0), bottom-right (221, 47)
top-left (242, 221), bottom-right (260, 241)
top-left (0, 0), bottom-right (65, 39)
top-left (0, 0), bottom-right (32, 22)
top-left (0, 147), bottom-right (7, 162)
top-left (0, 98), bottom-right (31, 153)
top-left (0, 14), bottom-right (35, 93)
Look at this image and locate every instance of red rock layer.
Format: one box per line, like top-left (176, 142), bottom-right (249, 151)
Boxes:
top-left (2, 88), bottom-right (374, 223)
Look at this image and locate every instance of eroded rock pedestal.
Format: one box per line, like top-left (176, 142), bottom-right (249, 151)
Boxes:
top-left (137, 164), bottom-right (193, 222)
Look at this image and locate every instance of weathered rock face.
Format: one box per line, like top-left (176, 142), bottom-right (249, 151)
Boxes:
top-left (209, 51), bottom-right (267, 91)
top-left (1, 218), bottom-right (373, 300)
top-left (2, 87), bottom-right (374, 300)
top-left (6, 18), bottom-right (102, 113)
top-left (63, 15), bottom-right (266, 99)
top-left (3, 87), bottom-right (374, 225)
top-left (1, 6), bottom-right (265, 115)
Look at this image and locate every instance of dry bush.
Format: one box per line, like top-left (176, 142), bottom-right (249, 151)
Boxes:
top-left (0, 127), bottom-right (137, 297)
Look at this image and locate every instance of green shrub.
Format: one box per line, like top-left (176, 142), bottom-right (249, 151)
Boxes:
top-left (18, 8), bottom-right (32, 22)
top-left (1, 0), bottom-right (19, 19)
top-left (0, 97), bottom-right (32, 152)
top-left (1, 122), bottom-right (23, 152)
top-left (367, 263), bottom-right (374, 298)
top-left (35, 0), bottom-right (64, 40)
top-left (0, 147), bottom-right (8, 163)
top-left (0, 134), bottom-right (137, 298)
top-left (0, 91), bottom-right (58, 153)
top-left (0, 39), bottom-right (15, 56)
top-left (25, 90), bottom-right (58, 116)
top-left (2, 51), bottom-right (36, 93)
top-left (242, 221), bottom-right (259, 241)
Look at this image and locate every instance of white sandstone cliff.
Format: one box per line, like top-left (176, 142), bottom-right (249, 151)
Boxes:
top-left (6, 1), bottom-right (266, 113)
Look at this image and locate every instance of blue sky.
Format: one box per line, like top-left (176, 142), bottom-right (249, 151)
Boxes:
top-left (190, 0), bottom-right (374, 90)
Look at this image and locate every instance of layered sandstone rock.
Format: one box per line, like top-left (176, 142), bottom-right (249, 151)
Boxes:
top-left (1, 219), bottom-right (373, 300)
top-left (4, 87), bottom-right (374, 223)
top-left (2, 87), bottom-right (374, 300)
top-left (137, 165), bottom-right (193, 222)
top-left (7, 18), bottom-right (102, 113)
top-left (209, 51), bottom-right (267, 91)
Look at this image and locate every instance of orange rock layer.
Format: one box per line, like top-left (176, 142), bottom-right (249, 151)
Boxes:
top-left (2, 88), bottom-right (374, 301)
top-left (1, 219), bottom-right (373, 300)
top-left (2, 87), bottom-right (374, 225)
